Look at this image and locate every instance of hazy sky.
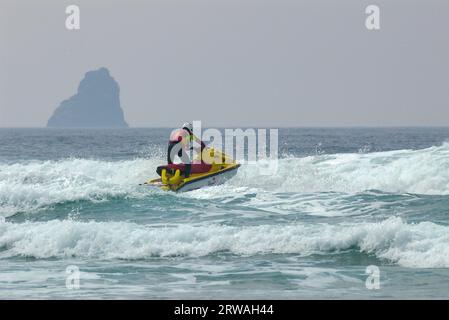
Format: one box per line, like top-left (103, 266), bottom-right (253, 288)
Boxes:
top-left (1, 0), bottom-right (449, 127)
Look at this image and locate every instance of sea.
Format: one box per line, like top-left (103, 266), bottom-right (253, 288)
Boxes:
top-left (1, 127), bottom-right (449, 299)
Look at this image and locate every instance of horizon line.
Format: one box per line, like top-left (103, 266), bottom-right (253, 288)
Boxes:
top-left (2, 125), bottom-right (449, 129)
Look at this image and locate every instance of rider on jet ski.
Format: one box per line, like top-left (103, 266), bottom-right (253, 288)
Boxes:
top-left (167, 122), bottom-right (206, 178)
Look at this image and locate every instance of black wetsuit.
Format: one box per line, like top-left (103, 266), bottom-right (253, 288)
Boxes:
top-left (167, 141), bottom-right (192, 177)
top-left (167, 133), bottom-right (206, 178)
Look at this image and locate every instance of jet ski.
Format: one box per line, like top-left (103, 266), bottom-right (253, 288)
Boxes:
top-left (142, 148), bottom-right (240, 192)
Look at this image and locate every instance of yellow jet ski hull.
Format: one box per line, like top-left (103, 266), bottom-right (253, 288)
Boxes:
top-left (142, 149), bottom-right (241, 192)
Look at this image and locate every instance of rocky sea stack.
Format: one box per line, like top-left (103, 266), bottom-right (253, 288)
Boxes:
top-left (47, 67), bottom-right (128, 128)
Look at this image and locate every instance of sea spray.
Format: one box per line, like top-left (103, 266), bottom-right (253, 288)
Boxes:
top-left (1, 217), bottom-right (449, 268)
top-left (2, 144), bottom-right (449, 216)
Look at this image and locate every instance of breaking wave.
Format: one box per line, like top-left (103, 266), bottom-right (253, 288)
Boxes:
top-left (1, 143), bottom-right (449, 216)
top-left (1, 217), bottom-right (448, 268)
top-left (233, 142), bottom-right (449, 195)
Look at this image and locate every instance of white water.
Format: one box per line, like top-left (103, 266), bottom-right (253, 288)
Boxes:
top-left (1, 143), bottom-right (449, 216)
top-left (0, 158), bottom-right (160, 216)
top-left (232, 143), bottom-right (449, 194)
top-left (1, 217), bottom-right (449, 268)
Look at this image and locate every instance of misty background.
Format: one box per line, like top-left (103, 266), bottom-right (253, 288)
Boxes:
top-left (1, 0), bottom-right (448, 128)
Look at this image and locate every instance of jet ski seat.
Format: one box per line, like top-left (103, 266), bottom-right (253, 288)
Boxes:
top-left (156, 162), bottom-right (212, 176)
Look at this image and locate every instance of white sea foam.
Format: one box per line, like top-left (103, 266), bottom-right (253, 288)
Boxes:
top-left (230, 143), bottom-right (449, 195)
top-left (1, 143), bottom-right (449, 216)
top-left (0, 158), bottom-right (160, 216)
top-left (1, 217), bottom-right (448, 268)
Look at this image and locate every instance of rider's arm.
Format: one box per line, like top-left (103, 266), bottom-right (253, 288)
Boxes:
top-left (191, 134), bottom-right (206, 151)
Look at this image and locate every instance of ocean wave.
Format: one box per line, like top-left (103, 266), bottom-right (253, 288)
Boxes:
top-left (0, 158), bottom-right (160, 216)
top-left (1, 217), bottom-right (448, 268)
top-left (231, 142), bottom-right (449, 195)
top-left (1, 143), bottom-right (449, 216)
